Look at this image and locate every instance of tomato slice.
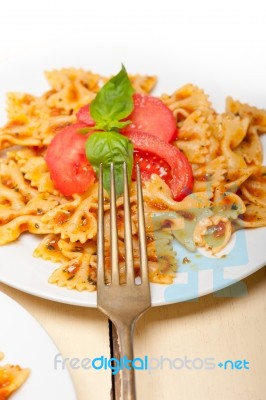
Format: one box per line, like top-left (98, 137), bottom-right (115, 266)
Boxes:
top-left (45, 122), bottom-right (95, 196)
top-left (132, 150), bottom-right (173, 187)
top-left (124, 129), bottom-right (193, 200)
top-left (123, 93), bottom-right (177, 142)
top-left (76, 104), bottom-right (95, 126)
top-left (77, 95), bottom-right (177, 142)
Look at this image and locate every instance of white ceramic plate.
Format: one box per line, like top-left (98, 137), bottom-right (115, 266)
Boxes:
top-left (0, 47), bottom-right (265, 307)
top-left (0, 291), bottom-right (76, 399)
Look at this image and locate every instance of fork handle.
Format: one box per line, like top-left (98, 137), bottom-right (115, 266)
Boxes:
top-left (116, 321), bottom-right (136, 400)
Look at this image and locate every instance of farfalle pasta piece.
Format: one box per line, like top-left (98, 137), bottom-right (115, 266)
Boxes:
top-left (0, 215), bottom-right (53, 245)
top-left (20, 156), bottom-right (58, 194)
top-left (48, 254), bottom-right (97, 291)
top-left (33, 234), bottom-right (68, 263)
top-left (0, 161), bottom-right (38, 199)
top-left (142, 175), bottom-right (211, 213)
top-left (22, 194), bottom-right (62, 215)
top-left (226, 96), bottom-right (266, 134)
top-left (220, 115), bottom-right (249, 149)
top-left (161, 84), bottom-right (213, 122)
top-left (38, 113), bottom-right (76, 146)
top-left (6, 148), bottom-right (36, 164)
top-left (0, 363), bottom-right (30, 400)
top-left (0, 91), bottom-right (76, 149)
top-left (212, 190), bottom-right (246, 220)
top-left (129, 74), bottom-right (157, 94)
top-left (44, 68), bottom-right (101, 112)
top-left (0, 92), bottom-right (43, 148)
top-left (147, 232), bottom-right (177, 284)
top-left (59, 201), bottom-right (97, 243)
top-left (241, 167), bottom-right (266, 207)
top-left (58, 238), bottom-right (96, 259)
top-left (0, 130), bottom-right (41, 150)
top-left (192, 156), bottom-right (227, 193)
top-left (2, 94), bottom-right (50, 147)
top-left (169, 191), bottom-right (245, 253)
top-left (0, 209), bottom-right (20, 226)
top-left (224, 166), bottom-right (258, 192)
top-left (237, 202), bottom-right (266, 228)
top-left (0, 183), bottom-right (26, 212)
top-left (219, 115), bottom-right (249, 169)
top-left (0, 193), bottom-right (60, 226)
top-left (6, 92), bottom-right (38, 120)
top-left (41, 195), bottom-right (82, 227)
top-left (41, 190), bottom-right (98, 243)
top-left (174, 110), bottom-right (211, 164)
top-left (193, 215), bottom-right (232, 255)
top-left (234, 126), bottom-right (263, 166)
top-left (147, 230), bottom-right (178, 283)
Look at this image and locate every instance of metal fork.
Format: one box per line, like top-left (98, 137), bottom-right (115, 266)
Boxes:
top-left (97, 162), bottom-right (151, 400)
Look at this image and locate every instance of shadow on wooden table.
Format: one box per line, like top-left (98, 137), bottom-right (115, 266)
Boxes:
top-left (0, 282), bottom-right (103, 322)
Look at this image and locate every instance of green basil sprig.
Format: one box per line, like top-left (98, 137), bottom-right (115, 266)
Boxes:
top-left (85, 65), bottom-right (135, 196)
top-left (90, 64), bottom-right (134, 131)
top-left (86, 131), bottom-right (133, 196)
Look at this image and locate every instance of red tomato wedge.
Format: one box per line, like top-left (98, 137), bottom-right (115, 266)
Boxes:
top-left (76, 104), bottom-right (95, 126)
top-left (132, 150), bottom-right (173, 187)
top-left (123, 93), bottom-right (177, 142)
top-left (123, 129), bottom-right (193, 200)
top-left (45, 122), bottom-right (95, 196)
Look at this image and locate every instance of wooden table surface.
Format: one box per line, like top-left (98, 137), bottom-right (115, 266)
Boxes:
top-left (1, 266), bottom-right (265, 400)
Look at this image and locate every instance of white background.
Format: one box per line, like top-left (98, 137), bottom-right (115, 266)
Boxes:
top-left (0, 0), bottom-right (265, 103)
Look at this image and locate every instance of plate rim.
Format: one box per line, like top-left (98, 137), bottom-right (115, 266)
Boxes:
top-left (0, 290), bottom-right (77, 399)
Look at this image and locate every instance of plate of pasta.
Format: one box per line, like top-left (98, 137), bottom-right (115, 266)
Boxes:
top-left (0, 49), bottom-right (265, 306)
top-left (0, 290), bottom-right (76, 399)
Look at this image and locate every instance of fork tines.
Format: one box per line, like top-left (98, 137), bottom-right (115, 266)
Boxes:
top-left (97, 162), bottom-right (149, 286)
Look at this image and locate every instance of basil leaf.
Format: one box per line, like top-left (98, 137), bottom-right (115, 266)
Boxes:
top-left (92, 119), bottom-right (132, 132)
top-left (90, 65), bottom-right (134, 129)
top-left (79, 127), bottom-right (93, 135)
top-left (106, 120), bottom-right (132, 130)
top-left (85, 131), bottom-right (133, 196)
